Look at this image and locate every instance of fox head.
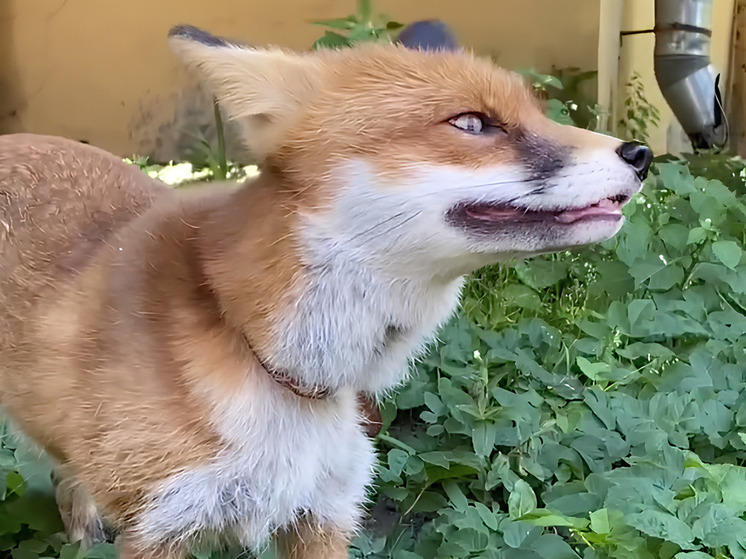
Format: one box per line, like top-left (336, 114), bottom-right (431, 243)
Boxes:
top-left (169, 25), bottom-right (651, 280)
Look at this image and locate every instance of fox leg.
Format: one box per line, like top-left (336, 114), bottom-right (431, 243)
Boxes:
top-left (276, 520), bottom-right (350, 559)
top-left (117, 536), bottom-right (188, 559)
top-left (52, 465), bottom-right (107, 548)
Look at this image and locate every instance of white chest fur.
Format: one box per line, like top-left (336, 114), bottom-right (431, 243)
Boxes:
top-left (134, 385), bottom-right (375, 551)
top-left (267, 237), bottom-right (465, 395)
top-left (259, 162), bottom-right (469, 395)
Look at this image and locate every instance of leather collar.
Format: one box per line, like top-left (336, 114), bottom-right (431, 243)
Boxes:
top-left (242, 334), bottom-right (382, 437)
top-left (265, 369), bottom-right (332, 400)
top-left (242, 333), bottom-right (331, 400)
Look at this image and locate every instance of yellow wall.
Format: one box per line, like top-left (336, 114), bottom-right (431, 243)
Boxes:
top-left (0, 0), bottom-right (600, 157)
top-left (616, 0), bottom-right (735, 155)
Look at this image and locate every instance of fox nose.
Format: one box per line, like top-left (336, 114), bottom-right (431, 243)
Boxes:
top-left (616, 141), bottom-right (653, 181)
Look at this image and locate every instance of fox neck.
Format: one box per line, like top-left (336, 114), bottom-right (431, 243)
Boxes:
top-left (198, 173), bottom-right (464, 396)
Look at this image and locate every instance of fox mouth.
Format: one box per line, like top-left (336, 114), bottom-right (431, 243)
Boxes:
top-left (448, 193), bottom-right (631, 227)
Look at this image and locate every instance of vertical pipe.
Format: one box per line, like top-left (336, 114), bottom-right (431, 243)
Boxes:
top-left (654, 0), bottom-right (727, 149)
top-left (598, 0), bottom-right (624, 134)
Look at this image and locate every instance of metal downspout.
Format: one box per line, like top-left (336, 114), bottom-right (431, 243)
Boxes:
top-left (654, 0), bottom-right (727, 149)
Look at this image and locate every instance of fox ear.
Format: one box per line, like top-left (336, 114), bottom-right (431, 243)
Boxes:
top-left (168, 25), bottom-right (322, 162)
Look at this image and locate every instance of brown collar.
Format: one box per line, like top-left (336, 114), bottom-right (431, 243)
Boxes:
top-left (268, 368), bottom-right (381, 436)
top-left (266, 369), bottom-right (332, 400)
top-left (242, 334), bottom-right (382, 437)
top-left (272, 372), bottom-right (383, 439)
top-left (241, 333), bottom-right (331, 399)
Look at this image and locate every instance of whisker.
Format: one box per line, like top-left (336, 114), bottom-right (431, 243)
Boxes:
top-left (364, 211), bottom-right (422, 244)
top-left (357, 178), bottom-right (538, 201)
top-left (348, 211), bottom-right (412, 242)
top-left (354, 169), bottom-right (581, 202)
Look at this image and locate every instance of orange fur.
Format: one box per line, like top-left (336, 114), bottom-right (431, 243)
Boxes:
top-left (276, 521), bottom-right (349, 559)
top-left (0, 26), bottom-right (650, 558)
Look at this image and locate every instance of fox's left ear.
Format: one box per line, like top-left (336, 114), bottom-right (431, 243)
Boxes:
top-left (168, 25), bottom-right (322, 162)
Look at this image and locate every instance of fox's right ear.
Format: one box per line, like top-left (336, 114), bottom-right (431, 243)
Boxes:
top-left (168, 25), bottom-right (323, 162)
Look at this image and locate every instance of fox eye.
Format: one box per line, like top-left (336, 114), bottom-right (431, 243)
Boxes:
top-left (448, 113), bottom-right (505, 136)
top-left (449, 113), bottom-right (484, 134)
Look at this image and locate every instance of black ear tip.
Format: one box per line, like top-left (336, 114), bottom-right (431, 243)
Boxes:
top-left (168, 24), bottom-right (229, 48)
top-left (398, 20), bottom-right (459, 52)
top-left (168, 24), bottom-right (200, 39)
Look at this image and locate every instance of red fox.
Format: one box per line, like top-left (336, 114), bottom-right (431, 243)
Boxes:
top-left (0, 25), bottom-right (651, 559)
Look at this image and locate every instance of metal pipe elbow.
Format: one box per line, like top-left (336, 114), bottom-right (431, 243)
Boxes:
top-left (653, 0), bottom-right (727, 149)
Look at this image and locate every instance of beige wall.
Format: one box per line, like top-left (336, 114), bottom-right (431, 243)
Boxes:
top-left (0, 0), bottom-right (600, 157)
top-left (616, 0), bottom-right (735, 155)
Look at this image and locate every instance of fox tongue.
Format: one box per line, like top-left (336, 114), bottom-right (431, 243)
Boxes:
top-left (554, 198), bottom-right (622, 224)
top-left (464, 199), bottom-right (623, 224)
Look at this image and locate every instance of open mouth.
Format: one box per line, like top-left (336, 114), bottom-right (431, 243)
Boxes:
top-left (448, 193), bottom-right (630, 227)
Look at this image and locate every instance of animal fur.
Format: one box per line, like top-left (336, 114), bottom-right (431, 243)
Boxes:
top-left (0, 25), bottom-right (651, 558)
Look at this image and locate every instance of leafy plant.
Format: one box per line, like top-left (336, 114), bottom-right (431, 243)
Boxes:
top-left (351, 156), bottom-right (746, 558)
top-left (519, 67), bottom-right (604, 132)
top-left (0, 420), bottom-right (116, 559)
top-left (518, 69), bottom-right (575, 126)
top-left (210, 99), bottom-right (229, 181)
top-left (618, 71), bottom-right (662, 145)
top-left (311, 0), bottom-right (404, 50)
top-left (657, 152), bottom-right (746, 196)
top-left (549, 67), bottom-right (605, 131)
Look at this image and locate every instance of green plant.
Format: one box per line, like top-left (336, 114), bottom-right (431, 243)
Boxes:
top-left (311, 0), bottom-right (403, 50)
top-left (211, 99), bottom-right (229, 181)
top-left (353, 156), bottom-right (746, 558)
top-left (184, 99), bottom-right (229, 181)
top-left (618, 71), bottom-right (662, 145)
top-left (518, 69), bottom-right (574, 126)
top-left (658, 152), bottom-right (746, 195)
top-left (518, 67), bottom-right (604, 131)
top-left (124, 155), bottom-right (255, 188)
top-left (0, 420), bottom-right (117, 559)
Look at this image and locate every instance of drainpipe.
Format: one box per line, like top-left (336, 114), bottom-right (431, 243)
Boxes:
top-left (654, 0), bottom-right (727, 150)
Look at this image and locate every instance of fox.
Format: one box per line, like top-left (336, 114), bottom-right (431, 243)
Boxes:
top-left (0, 24), bottom-right (652, 559)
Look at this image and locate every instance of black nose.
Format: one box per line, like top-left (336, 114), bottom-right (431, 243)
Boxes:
top-left (616, 141), bottom-right (653, 181)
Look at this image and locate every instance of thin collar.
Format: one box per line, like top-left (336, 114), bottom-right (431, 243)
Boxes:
top-left (242, 335), bottom-right (382, 436)
top-left (242, 333), bottom-right (332, 400)
top-left (266, 369), bottom-right (332, 400)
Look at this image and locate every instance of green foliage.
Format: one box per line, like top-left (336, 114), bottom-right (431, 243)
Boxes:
top-left (352, 157), bottom-right (746, 558)
top-left (551, 67), bottom-right (606, 132)
top-left (210, 100), bottom-right (229, 181)
top-left (0, 421), bottom-right (117, 559)
top-left (311, 0), bottom-right (404, 50)
top-left (657, 153), bottom-right (746, 196)
top-left (618, 72), bottom-right (662, 145)
top-left (518, 67), bottom-right (604, 131)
